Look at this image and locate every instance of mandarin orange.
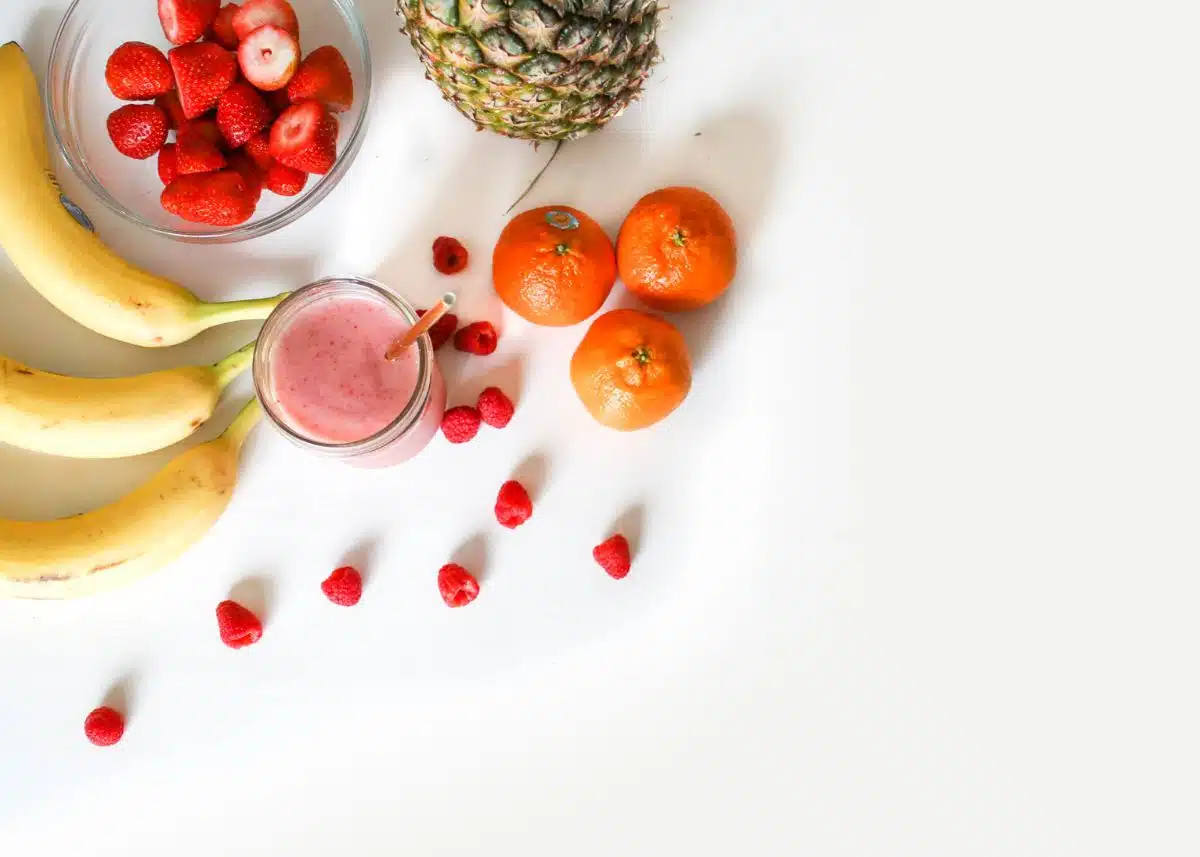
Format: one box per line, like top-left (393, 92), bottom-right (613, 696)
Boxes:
top-left (570, 309), bottom-right (692, 431)
top-left (493, 206), bottom-right (617, 327)
top-left (617, 187), bottom-right (737, 312)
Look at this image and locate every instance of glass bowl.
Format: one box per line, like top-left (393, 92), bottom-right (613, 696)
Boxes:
top-left (45, 0), bottom-right (371, 244)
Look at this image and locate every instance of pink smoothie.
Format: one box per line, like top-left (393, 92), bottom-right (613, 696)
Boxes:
top-left (269, 296), bottom-right (445, 464)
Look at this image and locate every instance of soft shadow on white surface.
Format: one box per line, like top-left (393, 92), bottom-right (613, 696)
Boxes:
top-left (608, 503), bottom-right (647, 557)
top-left (22, 7), bottom-right (59, 86)
top-left (511, 451), bottom-right (551, 502)
top-left (451, 532), bottom-right (491, 583)
top-left (100, 671), bottom-right (138, 726)
top-left (228, 575), bottom-right (276, 624)
top-left (337, 534), bottom-right (381, 586)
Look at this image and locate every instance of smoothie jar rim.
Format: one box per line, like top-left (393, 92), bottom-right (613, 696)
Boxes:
top-left (252, 276), bottom-right (434, 459)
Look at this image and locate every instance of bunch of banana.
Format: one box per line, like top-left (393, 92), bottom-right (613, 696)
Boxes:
top-left (0, 341), bottom-right (255, 458)
top-left (0, 397), bottom-right (262, 600)
top-left (0, 42), bottom-right (281, 600)
top-left (0, 42), bottom-right (284, 348)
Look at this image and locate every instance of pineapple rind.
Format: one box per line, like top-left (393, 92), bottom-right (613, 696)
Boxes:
top-left (399, 0), bottom-right (660, 141)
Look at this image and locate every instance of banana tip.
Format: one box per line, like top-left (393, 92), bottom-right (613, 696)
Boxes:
top-left (1, 42), bottom-right (23, 51)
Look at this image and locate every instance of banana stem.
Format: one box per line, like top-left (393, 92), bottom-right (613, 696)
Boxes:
top-left (211, 340), bottom-right (257, 390)
top-left (196, 292), bottom-right (289, 326)
top-left (222, 396), bottom-right (263, 453)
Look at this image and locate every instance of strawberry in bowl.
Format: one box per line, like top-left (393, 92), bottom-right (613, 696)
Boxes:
top-left (50, 0), bottom-right (370, 240)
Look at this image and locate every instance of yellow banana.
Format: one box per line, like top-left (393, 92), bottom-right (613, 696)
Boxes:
top-left (0, 397), bottom-right (262, 600)
top-left (0, 42), bottom-right (285, 348)
top-left (0, 341), bottom-right (255, 458)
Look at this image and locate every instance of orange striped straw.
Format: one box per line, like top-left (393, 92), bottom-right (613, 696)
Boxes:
top-left (385, 292), bottom-right (456, 361)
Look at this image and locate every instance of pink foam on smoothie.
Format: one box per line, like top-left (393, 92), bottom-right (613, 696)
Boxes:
top-left (271, 297), bottom-right (421, 444)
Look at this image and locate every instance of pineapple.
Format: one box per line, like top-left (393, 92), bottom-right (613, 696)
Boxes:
top-left (397, 0), bottom-right (661, 142)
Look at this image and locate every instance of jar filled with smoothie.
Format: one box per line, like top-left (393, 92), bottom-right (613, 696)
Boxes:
top-left (253, 277), bottom-right (446, 468)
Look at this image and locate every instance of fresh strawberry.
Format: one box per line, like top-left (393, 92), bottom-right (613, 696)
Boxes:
top-left (216, 82), bottom-right (272, 148)
top-left (264, 88), bottom-right (292, 115)
top-left (105, 42), bottom-right (174, 101)
top-left (208, 4), bottom-right (241, 49)
top-left (158, 143), bottom-right (179, 185)
top-left (159, 0), bottom-right (221, 46)
top-left (270, 100), bottom-right (338, 174)
top-left (287, 46), bottom-right (354, 113)
top-left (232, 0), bottom-right (299, 41)
top-left (179, 116), bottom-right (224, 148)
top-left (226, 151), bottom-right (264, 204)
top-left (177, 117), bottom-right (227, 173)
top-left (107, 105), bottom-right (169, 160)
top-left (162, 170), bottom-right (256, 226)
top-left (243, 131), bottom-right (273, 170)
top-left (176, 131), bottom-right (226, 174)
top-left (237, 25), bottom-right (299, 91)
top-left (263, 161), bottom-right (307, 196)
top-left (155, 91), bottom-right (188, 130)
top-left (169, 43), bottom-right (237, 119)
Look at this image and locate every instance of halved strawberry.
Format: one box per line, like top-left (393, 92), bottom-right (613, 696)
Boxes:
top-left (226, 151), bottom-right (264, 205)
top-left (216, 83), bottom-right (272, 148)
top-left (162, 170), bottom-right (256, 226)
top-left (208, 4), bottom-right (241, 49)
top-left (155, 91), bottom-right (188, 130)
top-left (237, 25), bottom-right (299, 91)
top-left (264, 161), bottom-right (307, 196)
top-left (176, 131), bottom-right (226, 174)
top-left (270, 100), bottom-right (338, 175)
top-left (105, 42), bottom-right (174, 101)
top-left (242, 131), bottom-right (274, 171)
top-left (169, 43), bottom-right (237, 119)
top-left (107, 104), bottom-right (169, 160)
top-left (231, 0), bottom-right (299, 41)
top-left (287, 46), bottom-right (354, 113)
top-left (158, 143), bottom-right (179, 185)
top-left (159, 0), bottom-right (221, 46)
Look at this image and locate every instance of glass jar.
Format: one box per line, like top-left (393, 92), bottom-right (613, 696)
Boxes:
top-left (253, 277), bottom-right (446, 468)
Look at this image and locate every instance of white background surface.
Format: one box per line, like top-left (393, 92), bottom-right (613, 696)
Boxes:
top-left (2, 0), bottom-right (1197, 854)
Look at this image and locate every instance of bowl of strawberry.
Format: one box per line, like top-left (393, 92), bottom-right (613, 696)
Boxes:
top-left (46, 0), bottom-right (370, 242)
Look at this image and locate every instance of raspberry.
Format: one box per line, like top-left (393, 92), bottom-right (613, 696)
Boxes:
top-left (495, 480), bottom-right (533, 529)
top-left (593, 535), bottom-right (632, 579)
top-left (477, 386), bottom-right (515, 428)
top-left (432, 236), bottom-right (469, 275)
top-left (454, 321), bottom-right (498, 356)
top-left (84, 706), bottom-right (125, 747)
top-left (321, 566), bottom-right (363, 606)
top-left (441, 405), bottom-right (481, 444)
top-left (438, 563), bottom-right (479, 607)
top-left (216, 599), bottom-right (263, 649)
top-left (416, 308), bottom-right (459, 350)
